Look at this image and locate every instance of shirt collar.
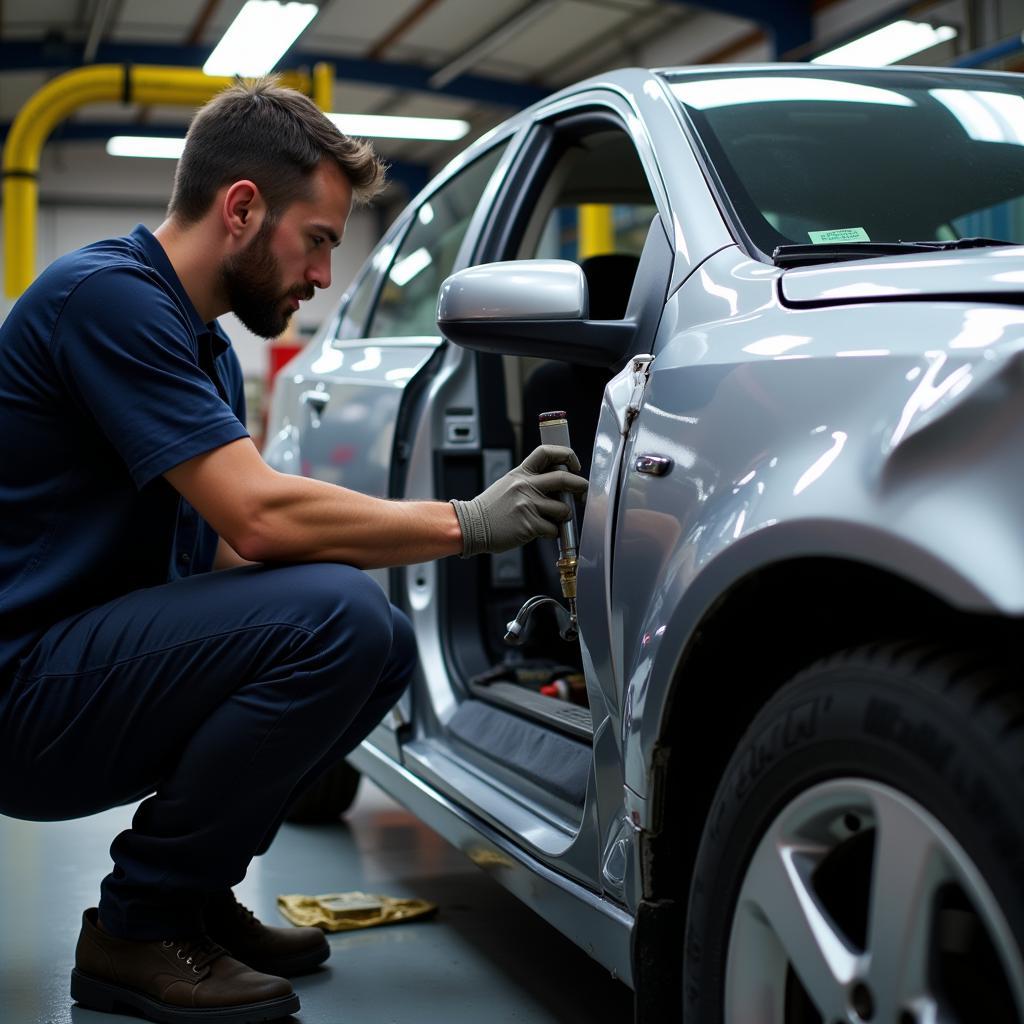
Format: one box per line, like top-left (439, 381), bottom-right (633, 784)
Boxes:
top-left (131, 224), bottom-right (231, 357)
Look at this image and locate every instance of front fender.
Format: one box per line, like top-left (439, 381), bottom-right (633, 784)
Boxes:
top-left (613, 290), bottom-right (1024, 815)
top-left (622, 517), bottom-right (1011, 812)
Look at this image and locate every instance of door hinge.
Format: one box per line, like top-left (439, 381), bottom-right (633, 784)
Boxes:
top-left (623, 353), bottom-right (654, 436)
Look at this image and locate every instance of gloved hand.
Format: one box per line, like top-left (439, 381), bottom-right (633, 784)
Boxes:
top-left (451, 445), bottom-right (588, 558)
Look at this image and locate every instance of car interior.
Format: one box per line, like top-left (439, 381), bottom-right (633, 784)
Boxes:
top-left (686, 87), bottom-right (1024, 253)
top-left (432, 123), bottom-right (661, 828)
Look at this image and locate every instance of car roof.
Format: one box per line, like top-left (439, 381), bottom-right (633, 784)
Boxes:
top-left (414, 60), bottom-right (1024, 224)
top-left (458, 62), bottom-right (1024, 155)
top-left (655, 61), bottom-right (1024, 79)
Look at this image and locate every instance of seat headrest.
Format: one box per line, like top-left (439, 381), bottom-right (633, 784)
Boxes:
top-left (579, 253), bottom-right (641, 320)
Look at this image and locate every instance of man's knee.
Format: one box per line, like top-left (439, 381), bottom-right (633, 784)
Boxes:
top-left (262, 565), bottom-right (421, 705)
top-left (379, 606), bottom-right (417, 699)
top-left (391, 607), bottom-right (417, 667)
top-left (288, 565), bottom-right (417, 696)
top-left (282, 564), bottom-right (392, 646)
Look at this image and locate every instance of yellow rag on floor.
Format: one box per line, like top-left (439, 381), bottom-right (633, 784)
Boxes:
top-left (276, 891), bottom-right (438, 932)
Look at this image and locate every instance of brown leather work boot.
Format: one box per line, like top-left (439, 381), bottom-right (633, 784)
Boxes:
top-left (71, 908), bottom-right (299, 1023)
top-left (204, 890), bottom-right (330, 977)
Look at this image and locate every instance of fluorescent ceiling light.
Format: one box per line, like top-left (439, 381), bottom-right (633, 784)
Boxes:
top-left (106, 112), bottom-right (470, 164)
top-left (812, 20), bottom-right (957, 66)
top-left (203, 1), bottom-right (317, 77)
top-left (931, 88), bottom-right (1024, 144)
top-left (389, 248), bottom-right (432, 286)
top-left (107, 135), bottom-right (186, 159)
top-left (328, 113), bottom-right (470, 141)
top-left (671, 77), bottom-right (914, 109)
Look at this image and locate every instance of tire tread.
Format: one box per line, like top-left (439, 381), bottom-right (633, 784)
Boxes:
top-left (681, 635), bottom-right (1024, 1024)
top-left (788, 638), bottom-right (1024, 784)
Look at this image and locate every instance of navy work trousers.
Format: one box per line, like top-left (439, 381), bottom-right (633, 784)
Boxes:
top-left (0, 563), bottom-right (416, 940)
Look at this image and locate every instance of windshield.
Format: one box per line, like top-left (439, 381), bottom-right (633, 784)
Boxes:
top-left (665, 68), bottom-right (1024, 257)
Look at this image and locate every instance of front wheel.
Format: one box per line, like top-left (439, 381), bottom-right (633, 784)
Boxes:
top-left (683, 642), bottom-right (1024, 1024)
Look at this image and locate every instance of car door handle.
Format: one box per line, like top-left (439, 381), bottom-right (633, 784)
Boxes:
top-left (300, 390), bottom-right (330, 410)
top-left (635, 454), bottom-right (672, 476)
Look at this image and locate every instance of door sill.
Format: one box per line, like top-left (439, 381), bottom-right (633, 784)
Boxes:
top-left (469, 680), bottom-right (593, 741)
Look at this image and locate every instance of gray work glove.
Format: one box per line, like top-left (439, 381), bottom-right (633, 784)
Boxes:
top-left (451, 445), bottom-right (588, 558)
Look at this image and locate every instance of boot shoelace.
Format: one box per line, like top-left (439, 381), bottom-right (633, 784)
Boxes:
top-left (161, 936), bottom-right (228, 974)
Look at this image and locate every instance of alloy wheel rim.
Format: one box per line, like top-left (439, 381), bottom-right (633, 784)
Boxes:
top-left (724, 778), bottom-right (1024, 1024)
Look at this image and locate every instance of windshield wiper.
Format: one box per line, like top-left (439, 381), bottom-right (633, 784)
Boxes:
top-left (772, 237), bottom-right (1018, 269)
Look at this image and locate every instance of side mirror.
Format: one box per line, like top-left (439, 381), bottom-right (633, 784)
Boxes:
top-left (438, 259), bottom-right (589, 320)
top-left (436, 259), bottom-right (636, 367)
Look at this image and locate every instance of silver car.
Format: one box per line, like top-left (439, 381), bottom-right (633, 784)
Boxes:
top-left (265, 64), bottom-right (1024, 1022)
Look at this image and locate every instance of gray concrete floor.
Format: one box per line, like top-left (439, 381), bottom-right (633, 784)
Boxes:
top-left (0, 779), bottom-right (634, 1024)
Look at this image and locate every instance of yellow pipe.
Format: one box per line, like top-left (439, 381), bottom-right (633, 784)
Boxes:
top-left (312, 62), bottom-right (334, 113)
top-left (3, 64), bottom-right (321, 298)
top-left (578, 203), bottom-right (615, 261)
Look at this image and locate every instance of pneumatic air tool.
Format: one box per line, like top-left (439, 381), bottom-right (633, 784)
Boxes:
top-left (504, 411), bottom-right (580, 645)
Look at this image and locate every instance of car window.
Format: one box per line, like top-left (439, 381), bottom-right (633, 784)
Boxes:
top-left (367, 144), bottom-right (508, 339)
top-left (532, 202), bottom-right (657, 261)
top-left (513, 126), bottom-right (656, 320)
top-left (667, 68), bottom-right (1024, 255)
top-left (951, 197), bottom-right (1021, 240)
top-left (335, 254), bottom-right (386, 341)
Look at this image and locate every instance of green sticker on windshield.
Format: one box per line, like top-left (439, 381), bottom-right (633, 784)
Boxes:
top-left (808, 227), bottom-right (870, 244)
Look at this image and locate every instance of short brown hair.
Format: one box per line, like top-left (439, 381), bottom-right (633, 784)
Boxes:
top-left (168, 76), bottom-right (387, 223)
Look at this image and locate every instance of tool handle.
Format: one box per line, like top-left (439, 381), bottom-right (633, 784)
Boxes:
top-left (538, 410), bottom-right (578, 557)
top-left (538, 410), bottom-right (571, 456)
top-left (537, 411), bottom-right (580, 616)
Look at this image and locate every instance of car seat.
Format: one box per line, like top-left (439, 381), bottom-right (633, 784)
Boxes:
top-left (520, 252), bottom-right (640, 473)
top-left (519, 253), bottom-right (640, 611)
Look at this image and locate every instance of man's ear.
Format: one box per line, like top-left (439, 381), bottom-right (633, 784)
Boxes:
top-left (222, 180), bottom-right (266, 241)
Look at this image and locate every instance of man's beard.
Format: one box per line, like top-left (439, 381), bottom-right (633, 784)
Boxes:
top-left (221, 219), bottom-right (312, 339)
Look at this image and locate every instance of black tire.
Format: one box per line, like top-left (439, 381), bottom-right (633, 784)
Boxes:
top-left (683, 641), bottom-right (1024, 1024)
top-left (285, 758), bottom-right (361, 823)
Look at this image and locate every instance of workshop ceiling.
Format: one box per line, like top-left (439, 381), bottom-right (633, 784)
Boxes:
top-left (1, 0), bottom-right (773, 189)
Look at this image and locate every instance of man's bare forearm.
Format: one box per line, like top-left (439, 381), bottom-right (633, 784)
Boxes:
top-left (213, 537), bottom-right (257, 570)
top-left (242, 473), bottom-right (464, 568)
top-left (164, 439), bottom-right (465, 569)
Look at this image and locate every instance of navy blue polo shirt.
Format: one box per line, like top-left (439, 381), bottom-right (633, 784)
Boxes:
top-left (0, 225), bottom-right (250, 683)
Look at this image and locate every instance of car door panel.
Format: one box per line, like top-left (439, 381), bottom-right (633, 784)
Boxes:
top-left (396, 99), bottom-right (678, 895)
top-left (292, 338), bottom-right (441, 595)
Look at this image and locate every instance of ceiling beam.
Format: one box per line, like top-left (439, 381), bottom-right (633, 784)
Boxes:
top-left (661, 0), bottom-right (812, 57)
top-left (83, 0), bottom-right (120, 63)
top-left (0, 119), bottom-right (431, 196)
top-left (429, 0), bottom-right (558, 89)
top-left (0, 39), bottom-right (549, 109)
top-left (135, 0), bottom-right (225, 126)
top-left (535, 3), bottom-right (676, 86)
top-left (184, 0), bottom-right (224, 46)
top-left (699, 26), bottom-right (765, 62)
top-left (365, 0), bottom-right (445, 60)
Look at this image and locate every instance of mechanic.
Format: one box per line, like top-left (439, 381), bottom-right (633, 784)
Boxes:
top-left (0, 78), bottom-right (587, 1023)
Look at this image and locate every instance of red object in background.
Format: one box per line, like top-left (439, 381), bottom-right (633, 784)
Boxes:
top-left (268, 339), bottom-right (303, 386)
top-left (330, 444), bottom-right (356, 465)
top-left (257, 338), bottom-right (303, 451)
top-left (540, 680), bottom-right (570, 701)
